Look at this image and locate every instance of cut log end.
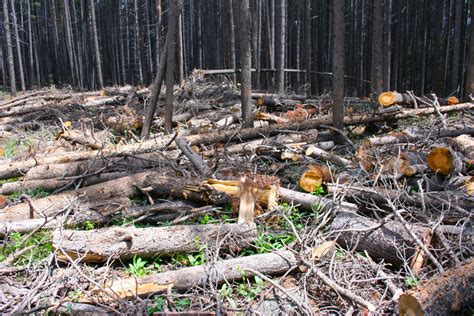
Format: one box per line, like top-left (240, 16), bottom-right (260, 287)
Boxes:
top-left (378, 91), bottom-right (397, 107)
top-left (427, 147), bottom-right (454, 175)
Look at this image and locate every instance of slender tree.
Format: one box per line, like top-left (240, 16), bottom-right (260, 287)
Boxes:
top-left (3, 0), bottom-right (17, 96)
top-left (10, 0), bottom-right (25, 91)
top-left (465, 0), bottom-right (474, 98)
top-left (304, 0), bottom-right (312, 93)
top-left (89, 0), bottom-right (103, 89)
top-left (177, 14), bottom-right (184, 85)
top-left (226, 0), bottom-right (236, 83)
top-left (164, 0), bottom-right (182, 134)
top-left (332, 0), bottom-right (345, 132)
top-left (27, 0), bottom-right (35, 87)
top-left (275, 0), bottom-right (285, 93)
top-left (372, 0), bottom-right (383, 96)
top-left (452, 0), bottom-right (463, 94)
top-left (239, 0), bottom-right (254, 128)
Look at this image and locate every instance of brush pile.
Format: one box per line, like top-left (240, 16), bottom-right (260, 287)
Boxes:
top-left (0, 75), bottom-right (472, 314)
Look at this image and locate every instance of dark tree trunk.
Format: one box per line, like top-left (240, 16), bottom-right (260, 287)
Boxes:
top-left (239, 0), bottom-right (254, 128)
top-left (372, 0), bottom-right (383, 96)
top-left (3, 0), bottom-right (17, 96)
top-left (89, 0), bottom-right (103, 89)
top-left (452, 0), bottom-right (463, 95)
top-left (275, 0), bottom-right (285, 93)
top-left (164, 0), bottom-right (182, 134)
top-left (466, 0), bottom-right (474, 97)
top-left (10, 0), bottom-right (25, 92)
top-left (304, 0), bottom-right (312, 93)
top-left (332, 0), bottom-right (345, 132)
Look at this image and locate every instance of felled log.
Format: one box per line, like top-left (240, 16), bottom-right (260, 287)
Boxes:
top-left (0, 172), bottom-right (153, 222)
top-left (449, 134), bottom-right (474, 160)
top-left (327, 184), bottom-right (473, 215)
top-left (57, 129), bottom-right (111, 150)
top-left (378, 91), bottom-right (412, 107)
top-left (361, 128), bottom-right (474, 148)
top-left (330, 211), bottom-right (423, 264)
top-left (182, 103), bottom-right (474, 147)
top-left (305, 145), bottom-right (351, 167)
top-left (427, 147), bottom-right (462, 175)
top-left (54, 223), bottom-right (257, 262)
top-left (0, 136), bottom-right (178, 180)
top-left (398, 259), bottom-right (474, 315)
top-left (279, 188), bottom-right (357, 212)
top-left (87, 250), bottom-right (298, 300)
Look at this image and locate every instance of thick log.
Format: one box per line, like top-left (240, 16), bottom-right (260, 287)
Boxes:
top-left (378, 91), bottom-right (412, 107)
top-left (330, 211), bottom-right (423, 264)
top-left (87, 250), bottom-right (298, 300)
top-left (305, 145), bottom-right (351, 167)
top-left (398, 259), bottom-right (474, 315)
top-left (0, 172), bottom-right (153, 222)
top-left (54, 223), bottom-right (257, 262)
top-left (449, 134), bottom-right (474, 160)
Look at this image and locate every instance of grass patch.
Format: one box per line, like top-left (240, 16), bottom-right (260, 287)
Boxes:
top-left (0, 230), bottom-right (53, 265)
top-left (7, 187), bottom-right (53, 202)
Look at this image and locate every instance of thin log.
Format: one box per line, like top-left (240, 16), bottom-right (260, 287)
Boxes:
top-left (175, 137), bottom-right (210, 175)
top-left (182, 103), bottom-right (474, 147)
top-left (398, 259), bottom-right (474, 315)
top-left (305, 145), bottom-right (351, 167)
top-left (86, 250), bottom-right (297, 300)
top-left (54, 223), bottom-right (257, 262)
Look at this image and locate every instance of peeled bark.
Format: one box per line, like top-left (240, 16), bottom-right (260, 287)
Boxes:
top-left (398, 259), bottom-right (474, 316)
top-left (86, 250), bottom-right (298, 300)
top-left (54, 223), bottom-right (258, 262)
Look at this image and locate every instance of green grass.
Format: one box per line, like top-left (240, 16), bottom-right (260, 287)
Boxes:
top-left (7, 188), bottom-right (53, 202)
top-left (0, 230), bottom-right (53, 265)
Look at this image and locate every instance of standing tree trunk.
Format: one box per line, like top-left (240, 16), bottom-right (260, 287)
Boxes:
top-left (451, 0), bottom-right (463, 95)
top-left (304, 0), bottom-right (312, 94)
top-left (64, 0), bottom-right (77, 87)
top-left (134, 0), bottom-right (143, 84)
top-left (89, 0), bottom-right (103, 89)
top-left (3, 0), bottom-right (17, 97)
top-left (156, 0), bottom-right (162, 71)
top-left (372, 0), bottom-right (383, 96)
top-left (50, 0), bottom-right (60, 84)
top-left (164, 0), bottom-right (182, 134)
top-left (332, 0), bottom-right (345, 132)
top-left (10, 0), bottom-right (25, 92)
top-left (466, 0), bottom-right (474, 98)
top-left (27, 0), bottom-right (35, 87)
top-left (177, 14), bottom-right (184, 85)
top-left (239, 0), bottom-right (254, 128)
top-left (227, 0), bottom-right (237, 83)
top-left (275, 0), bottom-right (285, 93)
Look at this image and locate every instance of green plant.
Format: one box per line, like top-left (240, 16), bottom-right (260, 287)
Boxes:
top-left (127, 255), bottom-right (149, 277)
top-left (335, 248), bottom-right (345, 261)
top-left (7, 188), bottom-right (52, 202)
top-left (311, 186), bottom-right (325, 196)
top-left (405, 275), bottom-right (419, 287)
top-left (0, 231), bottom-right (52, 265)
top-left (84, 221), bottom-right (95, 231)
top-left (147, 296), bottom-right (165, 315)
top-left (174, 298), bottom-right (191, 311)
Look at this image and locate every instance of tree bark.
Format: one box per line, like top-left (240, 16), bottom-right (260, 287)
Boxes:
top-left (238, 0), bottom-right (254, 128)
top-left (372, 0), bottom-right (383, 95)
top-left (398, 259), bottom-right (474, 315)
top-left (164, 0), bottom-right (182, 134)
top-left (274, 0), bottom-right (285, 93)
top-left (3, 0), bottom-right (17, 96)
top-left (466, 0), bottom-right (474, 98)
top-left (304, 0), bottom-right (312, 92)
top-left (86, 250), bottom-right (298, 300)
top-left (10, 0), bottom-right (25, 92)
top-left (54, 223), bottom-right (258, 262)
top-left (332, 0), bottom-right (345, 132)
top-left (89, 0), bottom-right (103, 89)
top-left (330, 211), bottom-right (422, 264)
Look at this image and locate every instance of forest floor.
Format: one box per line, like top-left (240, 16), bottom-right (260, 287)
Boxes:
top-left (0, 73), bottom-right (472, 314)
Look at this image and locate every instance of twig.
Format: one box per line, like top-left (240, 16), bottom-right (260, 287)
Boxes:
top-left (243, 268), bottom-right (313, 315)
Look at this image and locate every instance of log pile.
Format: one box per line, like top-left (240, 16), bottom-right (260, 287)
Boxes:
top-left (0, 81), bottom-right (472, 314)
